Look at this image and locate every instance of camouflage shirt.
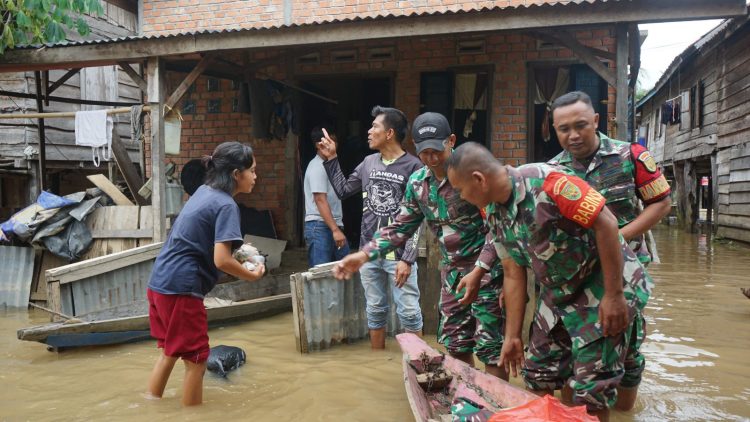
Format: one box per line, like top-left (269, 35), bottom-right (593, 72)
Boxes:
top-left (362, 166), bottom-right (500, 281)
top-left (487, 163), bottom-right (652, 341)
top-left (549, 133), bottom-right (671, 264)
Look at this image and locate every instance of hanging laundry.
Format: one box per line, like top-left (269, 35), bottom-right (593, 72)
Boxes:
top-left (75, 110), bottom-right (113, 167)
top-left (661, 102), bottom-right (672, 125)
top-left (670, 98), bottom-right (681, 125)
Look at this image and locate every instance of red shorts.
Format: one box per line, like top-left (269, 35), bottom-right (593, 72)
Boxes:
top-left (147, 289), bottom-right (210, 363)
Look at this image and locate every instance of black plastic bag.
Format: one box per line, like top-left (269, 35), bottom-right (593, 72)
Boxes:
top-left (207, 345), bottom-right (246, 378)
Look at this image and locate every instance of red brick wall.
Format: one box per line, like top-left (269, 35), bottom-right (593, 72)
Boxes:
top-left (144, 73), bottom-right (290, 239)
top-left (146, 27), bottom-right (618, 241)
top-left (142, 0), bottom-right (602, 35)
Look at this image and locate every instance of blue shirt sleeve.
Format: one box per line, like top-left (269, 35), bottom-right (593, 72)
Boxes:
top-left (215, 203), bottom-right (243, 247)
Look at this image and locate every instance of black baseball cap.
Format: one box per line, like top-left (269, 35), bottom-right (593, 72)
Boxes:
top-left (412, 112), bottom-right (451, 154)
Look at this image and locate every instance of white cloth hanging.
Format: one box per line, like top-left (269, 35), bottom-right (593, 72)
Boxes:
top-left (74, 110), bottom-right (113, 167)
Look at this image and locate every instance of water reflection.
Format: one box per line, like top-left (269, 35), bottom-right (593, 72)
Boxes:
top-left (0, 226), bottom-right (749, 421)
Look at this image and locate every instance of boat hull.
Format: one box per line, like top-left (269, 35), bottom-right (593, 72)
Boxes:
top-left (19, 294), bottom-right (291, 351)
top-left (396, 333), bottom-right (537, 422)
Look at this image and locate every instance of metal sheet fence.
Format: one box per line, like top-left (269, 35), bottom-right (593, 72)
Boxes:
top-left (291, 266), bottom-right (400, 353)
top-left (0, 246), bottom-right (35, 308)
top-left (59, 260), bottom-right (154, 316)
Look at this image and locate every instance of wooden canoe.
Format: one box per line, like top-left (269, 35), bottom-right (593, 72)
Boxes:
top-left (396, 333), bottom-right (538, 422)
top-left (18, 293), bottom-right (291, 351)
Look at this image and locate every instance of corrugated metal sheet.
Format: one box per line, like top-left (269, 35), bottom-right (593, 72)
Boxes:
top-left (292, 269), bottom-right (401, 353)
top-left (58, 260), bottom-right (154, 317)
top-left (10, 0), bottom-right (625, 50)
top-left (0, 246), bottom-right (35, 308)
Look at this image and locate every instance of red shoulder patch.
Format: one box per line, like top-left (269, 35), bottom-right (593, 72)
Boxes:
top-left (630, 144), bottom-right (670, 203)
top-left (542, 172), bottom-right (606, 229)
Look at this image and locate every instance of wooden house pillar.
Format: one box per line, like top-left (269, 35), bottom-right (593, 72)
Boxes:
top-left (147, 57), bottom-right (167, 242)
top-left (616, 23), bottom-right (629, 141)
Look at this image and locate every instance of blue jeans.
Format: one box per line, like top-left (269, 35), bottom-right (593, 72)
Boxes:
top-left (304, 220), bottom-right (350, 267)
top-left (359, 259), bottom-right (423, 332)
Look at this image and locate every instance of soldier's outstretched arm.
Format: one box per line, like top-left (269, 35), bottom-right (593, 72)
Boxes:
top-left (592, 207), bottom-right (629, 337)
top-left (499, 257), bottom-right (527, 377)
top-left (620, 196), bottom-right (671, 241)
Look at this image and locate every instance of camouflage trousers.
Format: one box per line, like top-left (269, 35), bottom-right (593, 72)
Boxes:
top-left (523, 309), bottom-right (646, 412)
top-left (438, 268), bottom-right (504, 365)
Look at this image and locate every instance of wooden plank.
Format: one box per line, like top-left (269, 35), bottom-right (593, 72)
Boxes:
top-left (30, 252), bottom-right (68, 303)
top-left (110, 130), bottom-right (147, 205)
top-left (138, 205), bottom-right (154, 247)
top-left (47, 242), bottom-right (163, 284)
top-left (616, 23), bottom-right (629, 140)
top-left (717, 225), bottom-right (750, 243)
top-left (291, 272), bottom-right (308, 353)
top-left (90, 228), bottom-right (152, 239)
top-left (86, 174), bottom-right (134, 205)
top-left (165, 55), bottom-right (214, 111)
top-left (82, 206), bottom-right (142, 260)
top-left (46, 281), bottom-right (61, 319)
top-left (0, 89), bottom-right (136, 107)
top-left (147, 57), bottom-right (167, 242)
top-left (717, 214), bottom-right (750, 229)
top-left (117, 62), bottom-right (147, 92)
top-left (2, 0), bottom-right (746, 72)
top-left (718, 96), bottom-right (750, 124)
top-left (729, 181), bottom-right (750, 193)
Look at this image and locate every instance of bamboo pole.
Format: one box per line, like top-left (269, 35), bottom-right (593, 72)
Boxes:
top-left (0, 105), bottom-right (150, 120)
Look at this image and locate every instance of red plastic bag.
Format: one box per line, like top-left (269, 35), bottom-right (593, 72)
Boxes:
top-left (488, 395), bottom-right (598, 422)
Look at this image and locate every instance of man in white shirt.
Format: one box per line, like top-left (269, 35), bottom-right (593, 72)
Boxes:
top-left (303, 127), bottom-right (349, 266)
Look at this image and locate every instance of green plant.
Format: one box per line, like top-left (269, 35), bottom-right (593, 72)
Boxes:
top-left (0, 0), bottom-right (104, 55)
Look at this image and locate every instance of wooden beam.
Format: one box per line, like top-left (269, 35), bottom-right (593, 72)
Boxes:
top-left (628, 23), bottom-right (641, 143)
top-left (117, 62), bottom-right (147, 92)
top-left (33, 71), bottom-right (47, 192)
top-left (43, 70), bottom-right (49, 106)
top-left (528, 31), bottom-right (616, 62)
top-left (110, 129), bottom-right (148, 205)
top-left (90, 228), bottom-right (153, 239)
top-left (1, 0), bottom-right (745, 72)
top-left (539, 30), bottom-right (616, 87)
top-left (165, 54), bottom-right (214, 111)
top-left (87, 174), bottom-right (135, 206)
top-left (47, 68), bottom-right (80, 95)
top-left (0, 89), bottom-right (137, 107)
top-left (616, 23), bottom-right (629, 141)
top-left (628, 24), bottom-right (641, 90)
top-left (147, 57), bottom-right (167, 242)
top-left (0, 106), bottom-right (149, 120)
top-left (46, 242), bottom-right (163, 284)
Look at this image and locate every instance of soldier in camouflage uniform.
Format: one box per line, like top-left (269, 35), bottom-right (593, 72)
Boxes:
top-left (549, 91), bottom-right (671, 410)
top-left (333, 113), bottom-right (506, 379)
top-left (446, 142), bottom-right (653, 420)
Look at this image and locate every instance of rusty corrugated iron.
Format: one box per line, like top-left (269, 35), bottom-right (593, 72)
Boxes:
top-left (0, 246), bottom-right (35, 308)
top-left (291, 264), bottom-right (402, 353)
top-left (9, 0), bottom-right (626, 50)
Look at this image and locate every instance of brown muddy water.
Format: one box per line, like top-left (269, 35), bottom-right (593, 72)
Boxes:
top-left (1, 227), bottom-right (749, 421)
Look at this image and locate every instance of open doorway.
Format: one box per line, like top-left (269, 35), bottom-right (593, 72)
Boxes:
top-left (297, 76), bottom-right (393, 249)
top-left (528, 63), bottom-right (609, 162)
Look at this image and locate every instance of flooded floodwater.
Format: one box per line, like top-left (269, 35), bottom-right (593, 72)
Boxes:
top-left (1, 226), bottom-right (749, 421)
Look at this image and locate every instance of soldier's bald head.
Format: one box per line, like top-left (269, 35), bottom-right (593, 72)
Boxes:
top-left (446, 142), bottom-right (503, 178)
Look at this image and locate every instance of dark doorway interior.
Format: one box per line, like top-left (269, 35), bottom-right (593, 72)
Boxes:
top-left (420, 69), bottom-right (491, 148)
top-left (530, 64), bottom-right (608, 162)
top-left (297, 76), bottom-right (392, 249)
